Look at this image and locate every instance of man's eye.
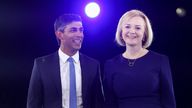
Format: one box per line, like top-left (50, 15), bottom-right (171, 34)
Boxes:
top-left (70, 29), bottom-right (77, 32)
top-left (80, 28), bottom-right (84, 32)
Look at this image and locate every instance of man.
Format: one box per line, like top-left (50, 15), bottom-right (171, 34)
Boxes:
top-left (27, 14), bottom-right (104, 108)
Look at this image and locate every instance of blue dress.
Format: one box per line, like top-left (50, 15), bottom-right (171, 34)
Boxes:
top-left (103, 50), bottom-right (176, 108)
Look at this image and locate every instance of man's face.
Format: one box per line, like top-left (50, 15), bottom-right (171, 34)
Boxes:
top-left (58, 21), bottom-right (84, 52)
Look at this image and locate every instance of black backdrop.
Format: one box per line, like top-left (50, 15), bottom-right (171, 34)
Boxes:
top-left (0, 0), bottom-right (192, 108)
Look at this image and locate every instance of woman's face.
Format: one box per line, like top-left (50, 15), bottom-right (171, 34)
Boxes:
top-left (121, 16), bottom-right (146, 47)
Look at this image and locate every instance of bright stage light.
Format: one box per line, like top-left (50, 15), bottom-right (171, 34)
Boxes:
top-left (85, 2), bottom-right (100, 18)
top-left (176, 7), bottom-right (186, 17)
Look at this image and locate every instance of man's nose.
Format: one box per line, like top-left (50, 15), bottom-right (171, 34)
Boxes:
top-left (76, 30), bottom-right (84, 37)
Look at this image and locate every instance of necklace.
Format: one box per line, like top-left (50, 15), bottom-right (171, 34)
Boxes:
top-left (124, 49), bottom-right (145, 67)
top-left (128, 59), bottom-right (136, 67)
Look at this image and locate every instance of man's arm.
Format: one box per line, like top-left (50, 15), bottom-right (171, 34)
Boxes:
top-left (27, 59), bottom-right (43, 108)
top-left (92, 63), bottom-right (104, 108)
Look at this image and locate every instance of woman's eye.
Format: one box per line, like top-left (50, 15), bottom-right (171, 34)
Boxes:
top-left (136, 27), bottom-right (141, 30)
top-left (125, 26), bottom-right (130, 29)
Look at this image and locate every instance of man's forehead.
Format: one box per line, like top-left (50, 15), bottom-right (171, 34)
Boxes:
top-left (66, 21), bottom-right (83, 28)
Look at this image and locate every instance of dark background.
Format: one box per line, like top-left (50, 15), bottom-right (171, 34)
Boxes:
top-left (0, 0), bottom-right (191, 108)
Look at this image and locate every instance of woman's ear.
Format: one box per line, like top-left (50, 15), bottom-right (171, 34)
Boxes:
top-left (142, 36), bottom-right (146, 42)
top-left (142, 31), bottom-right (147, 42)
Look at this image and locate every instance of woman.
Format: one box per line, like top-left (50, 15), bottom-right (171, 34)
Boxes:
top-left (103, 9), bottom-right (176, 108)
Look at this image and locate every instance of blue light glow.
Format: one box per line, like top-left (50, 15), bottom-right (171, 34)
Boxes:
top-left (85, 2), bottom-right (100, 18)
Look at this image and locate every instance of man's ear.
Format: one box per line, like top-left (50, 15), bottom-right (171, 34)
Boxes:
top-left (55, 31), bottom-right (63, 40)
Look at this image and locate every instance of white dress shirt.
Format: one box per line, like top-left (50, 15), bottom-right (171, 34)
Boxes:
top-left (58, 49), bottom-right (83, 108)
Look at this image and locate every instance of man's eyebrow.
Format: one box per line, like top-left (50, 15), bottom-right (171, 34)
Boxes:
top-left (69, 27), bottom-right (83, 29)
top-left (69, 27), bottom-right (78, 29)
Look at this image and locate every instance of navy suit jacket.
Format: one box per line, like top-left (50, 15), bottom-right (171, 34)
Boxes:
top-left (27, 52), bottom-right (103, 108)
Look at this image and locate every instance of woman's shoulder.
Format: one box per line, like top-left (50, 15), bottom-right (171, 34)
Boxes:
top-left (148, 50), bottom-right (168, 58)
top-left (104, 54), bottom-right (124, 70)
top-left (149, 50), bottom-right (167, 57)
top-left (106, 54), bottom-right (122, 62)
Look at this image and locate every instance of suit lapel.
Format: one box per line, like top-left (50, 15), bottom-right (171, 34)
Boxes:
top-left (48, 53), bottom-right (90, 106)
top-left (49, 52), bottom-right (62, 97)
top-left (79, 54), bottom-right (89, 103)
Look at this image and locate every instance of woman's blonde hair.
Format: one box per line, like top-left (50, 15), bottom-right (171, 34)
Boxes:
top-left (115, 9), bottom-right (153, 48)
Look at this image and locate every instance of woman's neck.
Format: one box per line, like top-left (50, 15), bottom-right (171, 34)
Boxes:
top-left (123, 46), bottom-right (147, 59)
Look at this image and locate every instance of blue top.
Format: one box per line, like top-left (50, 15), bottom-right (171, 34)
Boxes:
top-left (103, 50), bottom-right (176, 108)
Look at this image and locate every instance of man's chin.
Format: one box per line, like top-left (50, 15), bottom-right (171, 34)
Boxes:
top-left (73, 46), bottom-right (81, 51)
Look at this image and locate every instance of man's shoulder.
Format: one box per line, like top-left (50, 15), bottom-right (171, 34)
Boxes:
top-left (34, 52), bottom-right (58, 63)
top-left (80, 53), bottom-right (99, 64)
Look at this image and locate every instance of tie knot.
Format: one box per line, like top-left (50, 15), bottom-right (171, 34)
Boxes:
top-left (67, 57), bottom-right (74, 62)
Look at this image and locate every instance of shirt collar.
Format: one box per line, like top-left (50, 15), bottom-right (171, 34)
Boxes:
top-left (58, 48), bottom-right (79, 63)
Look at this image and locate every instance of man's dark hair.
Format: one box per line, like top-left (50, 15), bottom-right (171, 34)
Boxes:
top-left (54, 14), bottom-right (82, 45)
top-left (54, 14), bottom-right (82, 32)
